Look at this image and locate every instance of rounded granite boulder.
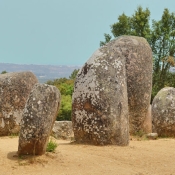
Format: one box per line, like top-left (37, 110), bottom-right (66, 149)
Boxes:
top-left (0, 71), bottom-right (38, 136)
top-left (152, 87), bottom-right (175, 137)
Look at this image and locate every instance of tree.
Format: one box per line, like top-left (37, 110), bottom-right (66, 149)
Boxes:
top-left (100, 6), bottom-right (151, 46)
top-left (111, 13), bottom-right (131, 37)
top-left (1, 70), bottom-right (7, 74)
top-left (69, 69), bottom-right (79, 79)
top-left (100, 33), bottom-right (112, 47)
top-left (148, 9), bottom-right (175, 100)
top-left (46, 69), bottom-right (78, 121)
top-left (46, 78), bottom-right (74, 96)
top-left (100, 7), bottom-right (175, 101)
top-left (130, 7), bottom-right (151, 39)
top-left (57, 95), bottom-right (72, 121)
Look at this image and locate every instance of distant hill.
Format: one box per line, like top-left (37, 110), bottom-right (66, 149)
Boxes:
top-left (0, 63), bottom-right (81, 83)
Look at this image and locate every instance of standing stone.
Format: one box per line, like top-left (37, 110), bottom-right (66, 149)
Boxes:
top-left (72, 38), bottom-right (129, 145)
top-left (119, 36), bottom-right (152, 134)
top-left (152, 87), bottom-right (175, 137)
top-left (72, 36), bottom-right (152, 144)
top-left (0, 72), bottom-right (38, 136)
top-left (18, 83), bottom-right (61, 155)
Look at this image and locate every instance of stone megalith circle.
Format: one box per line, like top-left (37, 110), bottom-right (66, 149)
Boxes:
top-left (152, 87), bottom-right (175, 137)
top-left (18, 83), bottom-right (61, 156)
top-left (72, 36), bottom-right (152, 145)
top-left (0, 71), bottom-right (38, 136)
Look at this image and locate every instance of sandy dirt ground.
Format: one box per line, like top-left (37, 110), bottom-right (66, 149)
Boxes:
top-left (0, 136), bottom-right (175, 175)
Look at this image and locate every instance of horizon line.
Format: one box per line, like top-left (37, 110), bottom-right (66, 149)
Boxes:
top-left (0, 62), bottom-right (82, 67)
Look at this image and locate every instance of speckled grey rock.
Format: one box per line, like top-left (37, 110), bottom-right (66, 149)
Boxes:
top-left (121, 36), bottom-right (152, 134)
top-left (72, 36), bottom-right (152, 144)
top-left (152, 87), bottom-right (175, 137)
top-left (52, 121), bottom-right (74, 140)
top-left (72, 38), bottom-right (129, 146)
top-left (146, 133), bottom-right (158, 140)
top-left (0, 71), bottom-right (38, 136)
top-left (18, 83), bottom-right (61, 155)
top-left (142, 105), bottom-right (152, 133)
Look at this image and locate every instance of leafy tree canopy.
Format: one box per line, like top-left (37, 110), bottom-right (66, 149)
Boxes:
top-left (46, 69), bottom-right (79, 121)
top-left (1, 70), bottom-right (7, 74)
top-left (100, 7), bottom-right (175, 101)
top-left (69, 69), bottom-right (79, 79)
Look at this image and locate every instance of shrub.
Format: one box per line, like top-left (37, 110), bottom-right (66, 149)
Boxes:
top-left (46, 139), bottom-right (58, 152)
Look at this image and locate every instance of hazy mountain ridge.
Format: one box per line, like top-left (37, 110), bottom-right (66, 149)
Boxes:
top-left (0, 63), bottom-right (81, 83)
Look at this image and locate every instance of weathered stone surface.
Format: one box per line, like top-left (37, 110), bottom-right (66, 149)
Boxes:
top-left (146, 133), bottom-right (158, 140)
top-left (152, 87), bottom-right (175, 137)
top-left (72, 36), bottom-right (152, 145)
top-left (52, 121), bottom-right (74, 140)
top-left (142, 105), bottom-right (152, 133)
top-left (18, 83), bottom-right (61, 155)
top-left (122, 36), bottom-right (152, 134)
top-left (72, 37), bottom-right (129, 145)
top-left (0, 71), bottom-right (38, 136)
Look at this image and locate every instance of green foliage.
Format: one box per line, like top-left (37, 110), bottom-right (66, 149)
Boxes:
top-left (1, 70), bottom-right (7, 74)
top-left (57, 82), bottom-right (74, 96)
top-left (130, 6), bottom-right (151, 38)
top-left (100, 33), bottom-right (112, 47)
top-left (69, 69), bottom-right (79, 79)
top-left (100, 7), bottom-right (175, 101)
top-left (9, 133), bottom-right (19, 138)
top-left (46, 139), bottom-right (58, 152)
top-left (57, 95), bottom-right (72, 121)
top-left (100, 7), bottom-right (151, 46)
top-left (134, 130), bottom-right (145, 137)
top-left (46, 78), bottom-right (74, 96)
top-left (111, 13), bottom-right (131, 37)
top-left (46, 69), bottom-right (79, 121)
top-left (150, 9), bottom-right (175, 100)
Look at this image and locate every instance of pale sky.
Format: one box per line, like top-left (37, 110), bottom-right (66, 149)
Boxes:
top-left (0, 0), bottom-right (175, 65)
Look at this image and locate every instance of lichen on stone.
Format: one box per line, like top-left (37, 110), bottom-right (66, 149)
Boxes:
top-left (18, 83), bottom-right (61, 155)
top-left (0, 71), bottom-right (38, 136)
top-left (152, 87), bottom-right (175, 137)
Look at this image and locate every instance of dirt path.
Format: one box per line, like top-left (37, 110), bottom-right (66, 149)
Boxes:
top-left (0, 136), bottom-right (175, 175)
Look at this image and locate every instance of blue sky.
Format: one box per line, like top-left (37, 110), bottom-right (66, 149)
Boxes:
top-left (0, 0), bottom-right (175, 66)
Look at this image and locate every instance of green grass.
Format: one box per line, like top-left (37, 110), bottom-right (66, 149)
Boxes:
top-left (134, 130), bottom-right (145, 137)
top-left (46, 139), bottom-right (58, 152)
top-left (9, 133), bottom-right (19, 138)
top-left (131, 130), bottom-right (149, 141)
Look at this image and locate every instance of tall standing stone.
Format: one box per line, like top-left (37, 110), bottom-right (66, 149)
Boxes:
top-left (18, 83), bottom-right (61, 155)
top-left (0, 72), bottom-right (38, 136)
top-left (118, 36), bottom-right (152, 134)
top-left (72, 39), bottom-right (129, 145)
top-left (72, 36), bottom-right (153, 144)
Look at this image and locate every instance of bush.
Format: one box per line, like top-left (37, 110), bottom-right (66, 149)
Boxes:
top-left (46, 139), bottom-right (58, 152)
top-left (57, 95), bottom-right (72, 121)
top-left (46, 69), bottom-right (79, 121)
